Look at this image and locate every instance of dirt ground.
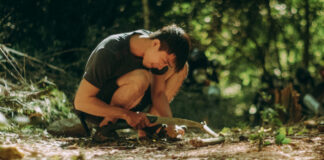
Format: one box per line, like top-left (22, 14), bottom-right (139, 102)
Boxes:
top-left (0, 129), bottom-right (323, 160)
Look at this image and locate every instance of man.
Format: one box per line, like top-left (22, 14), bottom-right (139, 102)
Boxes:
top-left (74, 24), bottom-right (190, 139)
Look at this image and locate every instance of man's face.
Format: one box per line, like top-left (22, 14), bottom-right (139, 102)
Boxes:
top-left (142, 40), bottom-right (176, 70)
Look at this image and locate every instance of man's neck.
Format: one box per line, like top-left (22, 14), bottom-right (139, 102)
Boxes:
top-left (130, 34), bottom-right (151, 57)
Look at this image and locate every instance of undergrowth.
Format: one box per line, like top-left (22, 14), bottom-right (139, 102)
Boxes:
top-left (0, 78), bottom-right (74, 131)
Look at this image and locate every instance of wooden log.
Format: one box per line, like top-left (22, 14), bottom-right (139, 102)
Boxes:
top-left (274, 83), bottom-right (302, 123)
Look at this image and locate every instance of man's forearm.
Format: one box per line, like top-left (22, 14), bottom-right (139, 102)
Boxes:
top-left (150, 92), bottom-right (172, 117)
top-left (74, 96), bottom-right (130, 120)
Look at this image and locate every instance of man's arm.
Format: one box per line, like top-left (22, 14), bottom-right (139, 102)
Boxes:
top-left (149, 73), bottom-right (173, 117)
top-left (149, 63), bottom-right (188, 117)
top-left (147, 65), bottom-right (188, 138)
top-left (165, 63), bottom-right (188, 102)
top-left (74, 78), bottom-right (151, 129)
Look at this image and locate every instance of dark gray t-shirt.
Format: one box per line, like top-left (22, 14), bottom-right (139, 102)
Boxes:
top-left (83, 29), bottom-right (159, 104)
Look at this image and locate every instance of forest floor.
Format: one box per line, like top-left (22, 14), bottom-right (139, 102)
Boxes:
top-left (1, 127), bottom-right (323, 160)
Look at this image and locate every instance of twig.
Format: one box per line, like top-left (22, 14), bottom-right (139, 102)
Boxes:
top-left (0, 78), bottom-right (19, 89)
top-left (0, 10), bottom-right (13, 26)
top-left (0, 63), bottom-right (20, 81)
top-left (5, 48), bottom-right (25, 78)
top-left (6, 49), bottom-right (21, 71)
top-left (42, 48), bottom-right (89, 59)
top-left (0, 44), bottom-right (66, 73)
top-left (0, 47), bottom-right (26, 84)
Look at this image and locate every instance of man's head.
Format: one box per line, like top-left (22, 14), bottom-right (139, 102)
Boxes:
top-left (145, 24), bottom-right (191, 72)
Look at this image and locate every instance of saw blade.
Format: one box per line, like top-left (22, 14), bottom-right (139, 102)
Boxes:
top-left (147, 115), bottom-right (203, 128)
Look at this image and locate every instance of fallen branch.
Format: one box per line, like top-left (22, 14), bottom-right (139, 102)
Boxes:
top-left (0, 78), bottom-right (19, 89)
top-left (0, 63), bottom-right (23, 83)
top-left (0, 47), bottom-right (26, 84)
top-left (0, 44), bottom-right (66, 73)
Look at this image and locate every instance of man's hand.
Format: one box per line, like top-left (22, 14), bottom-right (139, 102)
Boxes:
top-left (125, 111), bottom-right (153, 129)
top-left (99, 117), bottom-right (117, 127)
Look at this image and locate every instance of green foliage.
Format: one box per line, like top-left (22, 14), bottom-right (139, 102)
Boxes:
top-left (248, 127), bottom-right (272, 151)
top-left (287, 127), bottom-right (294, 136)
top-left (247, 126), bottom-right (294, 150)
top-left (1, 0), bottom-right (324, 129)
top-left (261, 107), bottom-right (283, 127)
top-left (220, 127), bottom-right (232, 136)
top-left (165, 0), bottom-right (323, 129)
top-left (297, 127), bottom-right (309, 135)
top-left (275, 133), bottom-right (291, 145)
top-left (0, 79), bottom-right (73, 130)
top-left (48, 89), bottom-right (72, 116)
top-left (264, 140), bottom-right (271, 146)
top-left (248, 133), bottom-right (259, 141)
top-left (275, 127), bottom-right (291, 145)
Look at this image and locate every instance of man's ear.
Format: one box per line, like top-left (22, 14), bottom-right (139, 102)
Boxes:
top-left (152, 39), bottom-right (160, 48)
top-left (169, 54), bottom-right (176, 59)
top-left (168, 54), bottom-right (176, 66)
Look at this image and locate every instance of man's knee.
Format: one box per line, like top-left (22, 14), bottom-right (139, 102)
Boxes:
top-left (131, 70), bottom-right (151, 94)
top-left (112, 69), bottom-right (151, 108)
top-left (117, 69), bottom-right (152, 94)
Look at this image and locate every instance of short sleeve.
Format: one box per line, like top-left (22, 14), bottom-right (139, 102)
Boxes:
top-left (83, 48), bottom-right (116, 88)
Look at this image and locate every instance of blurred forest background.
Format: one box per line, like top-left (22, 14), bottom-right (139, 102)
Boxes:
top-left (0, 0), bottom-right (323, 129)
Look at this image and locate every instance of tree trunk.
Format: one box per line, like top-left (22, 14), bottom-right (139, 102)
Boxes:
top-left (142, 0), bottom-right (150, 29)
top-left (303, 0), bottom-right (310, 68)
top-left (266, 0), bottom-right (282, 77)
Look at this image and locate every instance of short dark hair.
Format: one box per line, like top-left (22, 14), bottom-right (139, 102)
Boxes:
top-left (149, 24), bottom-right (191, 72)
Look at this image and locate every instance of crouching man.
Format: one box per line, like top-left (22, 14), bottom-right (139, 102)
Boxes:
top-left (74, 24), bottom-right (191, 140)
